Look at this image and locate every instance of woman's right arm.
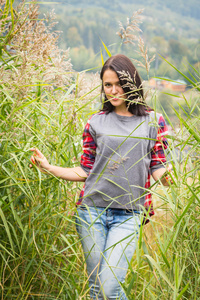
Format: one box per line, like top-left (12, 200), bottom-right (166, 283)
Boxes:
top-left (30, 148), bottom-right (87, 182)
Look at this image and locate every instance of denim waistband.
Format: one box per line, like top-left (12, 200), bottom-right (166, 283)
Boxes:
top-left (77, 205), bottom-right (141, 215)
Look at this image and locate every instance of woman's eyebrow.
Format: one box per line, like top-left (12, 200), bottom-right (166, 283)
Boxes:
top-left (104, 80), bottom-right (120, 84)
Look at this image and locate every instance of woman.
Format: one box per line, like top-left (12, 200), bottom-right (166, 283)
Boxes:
top-left (30, 54), bottom-right (171, 299)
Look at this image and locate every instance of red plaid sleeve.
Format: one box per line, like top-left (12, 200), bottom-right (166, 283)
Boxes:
top-left (77, 117), bottom-right (96, 206)
top-left (80, 116), bottom-right (97, 173)
top-left (150, 114), bottom-right (168, 169)
top-left (144, 114), bottom-right (168, 223)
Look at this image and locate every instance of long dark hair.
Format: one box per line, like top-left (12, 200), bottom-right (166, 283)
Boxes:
top-left (100, 54), bottom-right (153, 116)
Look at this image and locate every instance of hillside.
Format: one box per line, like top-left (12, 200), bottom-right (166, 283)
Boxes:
top-left (15, 0), bottom-right (200, 78)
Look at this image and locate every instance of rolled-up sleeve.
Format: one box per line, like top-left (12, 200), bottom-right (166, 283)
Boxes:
top-left (150, 114), bottom-right (168, 173)
top-left (80, 117), bottom-right (96, 175)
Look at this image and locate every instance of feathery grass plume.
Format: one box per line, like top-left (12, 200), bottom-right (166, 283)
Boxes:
top-left (0, 0), bottom-right (74, 151)
top-left (133, 36), bottom-right (156, 75)
top-left (116, 9), bottom-right (155, 75)
top-left (117, 70), bottom-right (144, 106)
top-left (75, 71), bottom-right (101, 103)
top-left (116, 9), bottom-right (143, 45)
top-left (0, 0), bottom-right (72, 97)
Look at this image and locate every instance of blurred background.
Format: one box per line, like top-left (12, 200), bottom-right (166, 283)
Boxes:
top-left (33, 0), bottom-right (200, 77)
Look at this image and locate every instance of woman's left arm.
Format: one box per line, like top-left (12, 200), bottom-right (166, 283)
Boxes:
top-left (150, 114), bottom-right (173, 186)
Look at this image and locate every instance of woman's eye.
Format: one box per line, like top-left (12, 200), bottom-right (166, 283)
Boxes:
top-left (104, 82), bottom-right (121, 88)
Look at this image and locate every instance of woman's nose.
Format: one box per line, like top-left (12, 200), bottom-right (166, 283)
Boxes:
top-left (111, 85), bottom-right (117, 94)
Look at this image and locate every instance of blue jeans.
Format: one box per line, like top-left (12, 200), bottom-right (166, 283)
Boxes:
top-left (76, 205), bottom-right (142, 300)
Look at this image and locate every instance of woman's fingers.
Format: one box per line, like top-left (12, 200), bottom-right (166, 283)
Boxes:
top-left (29, 148), bottom-right (46, 163)
top-left (30, 148), bottom-right (44, 158)
top-left (29, 148), bottom-right (50, 173)
top-left (30, 155), bottom-right (40, 168)
top-left (31, 156), bottom-right (35, 164)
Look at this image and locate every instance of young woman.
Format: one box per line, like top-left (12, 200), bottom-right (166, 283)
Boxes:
top-left (30, 54), bottom-right (171, 300)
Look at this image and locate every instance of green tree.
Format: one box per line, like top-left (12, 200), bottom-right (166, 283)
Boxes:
top-left (157, 59), bottom-right (177, 79)
top-left (151, 36), bottom-right (168, 56)
top-left (168, 39), bottom-right (189, 60)
top-left (70, 45), bottom-right (97, 71)
top-left (66, 26), bottom-right (83, 47)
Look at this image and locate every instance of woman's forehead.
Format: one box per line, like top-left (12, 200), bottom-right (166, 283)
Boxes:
top-left (102, 69), bottom-right (119, 82)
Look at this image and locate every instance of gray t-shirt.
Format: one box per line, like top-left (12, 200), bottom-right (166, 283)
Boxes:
top-left (80, 110), bottom-right (167, 211)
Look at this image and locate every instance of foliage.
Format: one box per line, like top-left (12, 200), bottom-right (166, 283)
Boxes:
top-left (30, 0), bottom-right (200, 75)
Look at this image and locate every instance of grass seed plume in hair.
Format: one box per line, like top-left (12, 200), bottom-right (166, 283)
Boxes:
top-left (100, 54), bottom-right (152, 116)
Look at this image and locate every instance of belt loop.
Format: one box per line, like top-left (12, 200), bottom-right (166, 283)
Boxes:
top-left (125, 209), bottom-right (134, 214)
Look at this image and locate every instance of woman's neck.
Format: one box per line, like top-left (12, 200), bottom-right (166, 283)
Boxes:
top-left (114, 108), bottom-right (133, 117)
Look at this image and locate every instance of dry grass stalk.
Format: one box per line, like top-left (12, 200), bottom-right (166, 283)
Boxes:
top-left (116, 9), bottom-right (155, 74)
top-left (0, 0), bottom-right (74, 146)
top-left (76, 72), bottom-right (101, 101)
top-left (117, 70), bottom-right (144, 106)
top-left (116, 9), bottom-right (144, 45)
top-left (0, 0), bottom-right (72, 98)
top-left (132, 37), bottom-right (156, 75)
top-left (117, 70), bottom-right (149, 103)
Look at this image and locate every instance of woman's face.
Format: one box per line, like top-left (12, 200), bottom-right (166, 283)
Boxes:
top-left (102, 69), bottom-right (127, 112)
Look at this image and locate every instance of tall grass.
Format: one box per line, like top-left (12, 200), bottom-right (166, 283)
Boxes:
top-left (128, 93), bottom-right (200, 299)
top-left (0, 1), bottom-right (199, 299)
top-left (0, 83), bottom-right (99, 299)
top-left (0, 1), bottom-right (99, 299)
top-left (0, 64), bottom-right (98, 299)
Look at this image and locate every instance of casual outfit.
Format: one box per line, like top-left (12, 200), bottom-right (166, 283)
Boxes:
top-left (76, 110), bottom-right (168, 299)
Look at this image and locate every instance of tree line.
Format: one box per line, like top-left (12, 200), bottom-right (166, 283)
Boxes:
top-left (14, 0), bottom-right (200, 82)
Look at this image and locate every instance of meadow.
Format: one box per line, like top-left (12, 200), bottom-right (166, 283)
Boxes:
top-left (0, 1), bottom-right (199, 299)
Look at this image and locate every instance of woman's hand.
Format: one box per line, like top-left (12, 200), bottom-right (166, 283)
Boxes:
top-left (152, 166), bottom-right (173, 186)
top-left (29, 148), bottom-right (50, 173)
